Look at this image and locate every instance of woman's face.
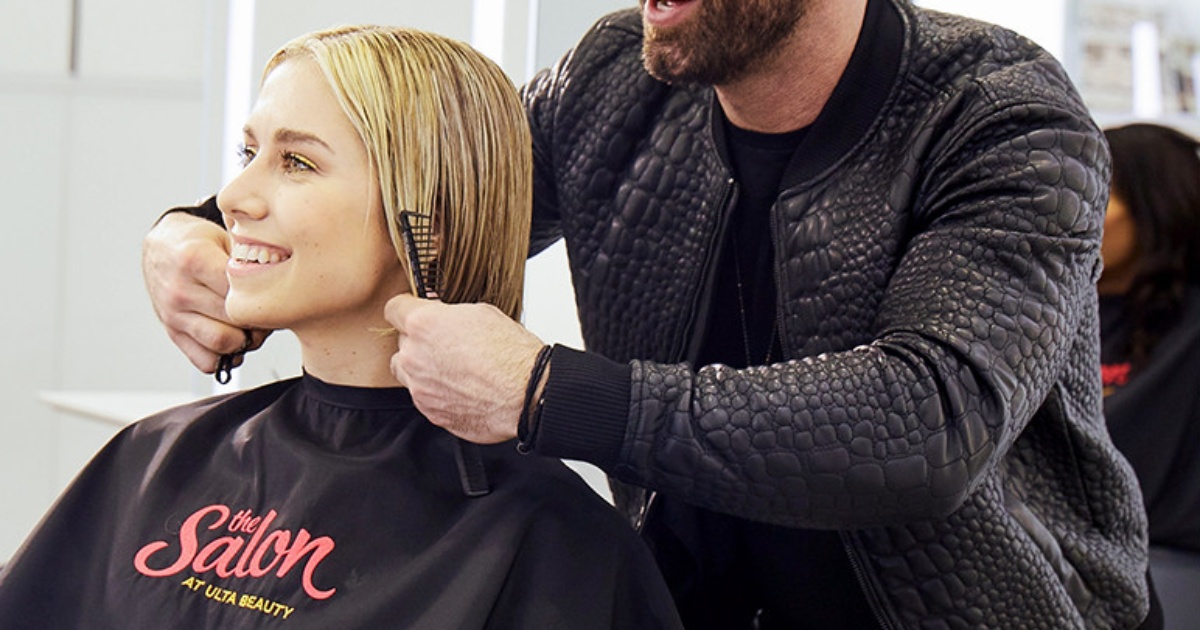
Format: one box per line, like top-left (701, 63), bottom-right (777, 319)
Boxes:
top-left (217, 57), bottom-right (407, 335)
top-left (1098, 188), bottom-right (1139, 296)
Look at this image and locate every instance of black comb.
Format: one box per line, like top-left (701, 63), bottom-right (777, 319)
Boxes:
top-left (398, 210), bottom-right (439, 299)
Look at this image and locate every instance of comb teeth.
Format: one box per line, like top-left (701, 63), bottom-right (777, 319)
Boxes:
top-left (398, 210), bottom-right (440, 299)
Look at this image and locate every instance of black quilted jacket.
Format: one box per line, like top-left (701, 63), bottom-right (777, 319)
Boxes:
top-left (524, 1), bottom-right (1151, 628)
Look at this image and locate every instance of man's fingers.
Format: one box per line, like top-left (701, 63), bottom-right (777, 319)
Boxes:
top-left (186, 241), bottom-right (231, 297)
top-left (169, 320), bottom-right (263, 375)
top-left (389, 351), bottom-right (409, 388)
top-left (143, 213), bottom-right (227, 298)
top-left (384, 293), bottom-right (438, 333)
top-left (386, 294), bottom-right (430, 391)
top-left (173, 311), bottom-right (253, 358)
top-left (167, 328), bottom-right (222, 374)
top-left (162, 280), bottom-right (228, 328)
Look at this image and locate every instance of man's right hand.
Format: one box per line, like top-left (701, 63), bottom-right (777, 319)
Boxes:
top-left (142, 211), bottom-right (269, 373)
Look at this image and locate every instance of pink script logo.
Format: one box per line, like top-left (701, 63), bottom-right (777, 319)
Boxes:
top-left (133, 504), bottom-right (337, 600)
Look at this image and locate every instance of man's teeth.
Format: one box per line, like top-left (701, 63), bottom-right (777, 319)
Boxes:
top-left (231, 242), bottom-right (288, 264)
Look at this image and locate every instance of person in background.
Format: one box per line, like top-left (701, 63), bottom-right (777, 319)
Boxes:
top-left (0, 25), bottom-right (681, 630)
top-left (143, 0), bottom-right (1159, 627)
top-left (1099, 122), bottom-right (1200, 628)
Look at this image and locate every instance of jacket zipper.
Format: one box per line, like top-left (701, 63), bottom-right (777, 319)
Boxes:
top-left (841, 533), bottom-right (897, 629)
top-left (634, 488), bottom-right (657, 533)
top-left (638, 177), bottom-right (739, 533)
top-left (767, 193), bottom-right (786, 362)
top-left (671, 177), bottom-right (739, 363)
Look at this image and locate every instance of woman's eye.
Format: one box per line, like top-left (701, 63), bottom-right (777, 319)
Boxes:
top-left (281, 152), bottom-right (316, 173)
top-left (236, 144), bottom-right (257, 167)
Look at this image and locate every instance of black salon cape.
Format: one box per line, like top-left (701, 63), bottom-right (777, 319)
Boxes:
top-left (0, 375), bottom-right (682, 629)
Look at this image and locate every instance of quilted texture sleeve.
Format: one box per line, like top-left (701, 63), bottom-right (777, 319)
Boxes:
top-left (522, 11), bottom-right (643, 258)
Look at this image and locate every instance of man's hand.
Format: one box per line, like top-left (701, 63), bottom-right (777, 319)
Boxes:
top-left (142, 211), bottom-right (268, 373)
top-left (386, 294), bottom-right (547, 444)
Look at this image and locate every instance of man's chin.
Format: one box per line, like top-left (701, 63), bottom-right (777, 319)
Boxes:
top-left (642, 42), bottom-right (687, 84)
top-left (642, 48), bottom-right (732, 86)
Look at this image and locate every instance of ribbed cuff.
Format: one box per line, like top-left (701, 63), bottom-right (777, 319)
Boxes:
top-left (533, 345), bottom-right (631, 472)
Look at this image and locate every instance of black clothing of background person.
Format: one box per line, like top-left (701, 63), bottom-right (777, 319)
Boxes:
top-left (1101, 287), bottom-right (1200, 553)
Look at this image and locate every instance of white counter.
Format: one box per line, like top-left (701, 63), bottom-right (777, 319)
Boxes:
top-left (39, 390), bottom-right (198, 428)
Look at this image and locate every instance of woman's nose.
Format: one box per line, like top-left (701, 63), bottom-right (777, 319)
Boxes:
top-left (216, 162), bottom-right (269, 223)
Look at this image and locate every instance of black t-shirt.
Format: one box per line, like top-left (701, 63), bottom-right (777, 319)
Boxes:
top-left (697, 120), bottom-right (794, 370)
top-left (0, 375), bottom-right (682, 629)
top-left (1101, 285), bottom-right (1200, 553)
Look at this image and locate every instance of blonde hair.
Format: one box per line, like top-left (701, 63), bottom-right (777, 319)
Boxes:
top-left (264, 25), bottom-right (531, 320)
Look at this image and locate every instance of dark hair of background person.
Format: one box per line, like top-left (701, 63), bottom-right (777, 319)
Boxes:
top-left (1103, 123), bottom-right (1200, 372)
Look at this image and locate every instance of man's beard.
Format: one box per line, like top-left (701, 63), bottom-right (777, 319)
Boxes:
top-left (642, 0), bottom-right (808, 86)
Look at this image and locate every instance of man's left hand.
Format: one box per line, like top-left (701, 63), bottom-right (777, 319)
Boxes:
top-left (385, 294), bottom-right (547, 444)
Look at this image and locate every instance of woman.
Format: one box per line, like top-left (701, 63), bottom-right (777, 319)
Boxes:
top-left (1100, 122), bottom-right (1200, 628)
top-left (0, 26), bottom-right (681, 630)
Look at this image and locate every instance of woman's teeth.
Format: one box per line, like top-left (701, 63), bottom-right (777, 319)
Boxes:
top-left (231, 242), bottom-right (288, 264)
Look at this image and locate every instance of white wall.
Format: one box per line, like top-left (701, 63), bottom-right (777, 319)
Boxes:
top-left (0, 0), bottom-right (216, 562)
top-left (918, 0), bottom-right (1200, 136)
top-left (0, 88), bottom-right (71, 564)
top-left (917, 0), bottom-right (1068, 61)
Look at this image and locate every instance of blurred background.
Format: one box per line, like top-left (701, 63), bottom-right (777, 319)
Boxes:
top-left (0, 0), bottom-right (1197, 563)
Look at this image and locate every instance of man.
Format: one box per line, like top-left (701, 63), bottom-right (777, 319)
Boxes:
top-left (145, 0), bottom-right (1157, 627)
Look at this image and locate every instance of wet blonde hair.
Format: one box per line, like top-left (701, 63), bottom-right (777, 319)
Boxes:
top-left (264, 25), bottom-right (531, 320)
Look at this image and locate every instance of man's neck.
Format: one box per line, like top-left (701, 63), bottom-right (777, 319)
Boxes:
top-left (716, 0), bottom-right (868, 133)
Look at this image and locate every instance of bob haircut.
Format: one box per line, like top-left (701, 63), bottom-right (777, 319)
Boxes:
top-left (263, 25), bottom-right (532, 321)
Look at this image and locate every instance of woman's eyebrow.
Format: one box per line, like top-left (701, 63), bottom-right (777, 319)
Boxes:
top-left (275, 128), bottom-right (334, 153)
top-left (243, 125), bottom-right (335, 154)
